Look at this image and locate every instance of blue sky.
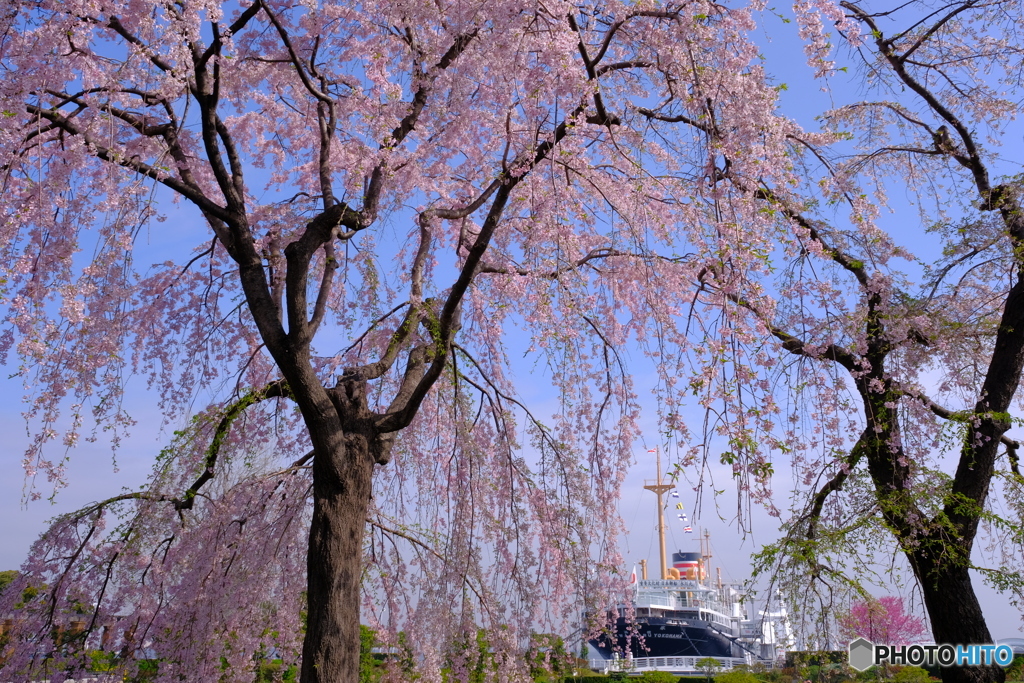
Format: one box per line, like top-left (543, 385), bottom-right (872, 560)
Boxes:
top-left (3, 0), bottom-right (1024, 653)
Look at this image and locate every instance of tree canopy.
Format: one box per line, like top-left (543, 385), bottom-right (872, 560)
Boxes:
top-left (838, 596), bottom-right (928, 646)
top-left (0, 0), bottom-right (1022, 682)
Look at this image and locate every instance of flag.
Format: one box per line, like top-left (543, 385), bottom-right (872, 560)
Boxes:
top-left (684, 526), bottom-right (692, 533)
top-left (670, 490), bottom-right (679, 498)
top-left (630, 566), bottom-right (638, 584)
top-left (677, 514), bottom-right (685, 520)
top-left (647, 448), bottom-right (657, 453)
top-left (675, 503), bottom-right (684, 509)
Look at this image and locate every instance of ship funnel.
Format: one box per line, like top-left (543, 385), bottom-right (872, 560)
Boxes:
top-left (672, 551), bottom-right (704, 581)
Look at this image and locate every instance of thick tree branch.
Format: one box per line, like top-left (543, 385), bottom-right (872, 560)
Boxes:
top-left (24, 104), bottom-right (233, 225)
top-left (284, 203), bottom-right (362, 345)
top-left (376, 181), bottom-right (514, 432)
top-left (190, 56), bottom-right (246, 216)
top-left (477, 246), bottom-right (629, 278)
top-left (637, 107), bottom-right (714, 134)
top-left (890, 1), bottom-right (979, 62)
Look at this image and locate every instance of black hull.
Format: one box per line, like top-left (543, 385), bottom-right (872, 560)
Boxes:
top-left (590, 617), bottom-right (734, 659)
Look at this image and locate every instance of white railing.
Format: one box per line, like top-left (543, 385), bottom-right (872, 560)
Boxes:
top-left (589, 655), bottom-right (748, 674)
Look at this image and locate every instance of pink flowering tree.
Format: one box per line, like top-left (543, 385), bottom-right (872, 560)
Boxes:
top-left (0, 0), bottom-right (830, 682)
top-left (639, 2), bottom-right (1022, 681)
top-left (1, 0), bottom-right (1022, 682)
top-left (838, 596), bottom-right (928, 645)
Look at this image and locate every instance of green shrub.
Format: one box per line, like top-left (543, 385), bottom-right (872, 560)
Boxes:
top-left (696, 657), bottom-right (724, 682)
top-left (1006, 654), bottom-right (1023, 682)
top-left (128, 659), bottom-right (159, 683)
top-left (891, 666), bottom-right (934, 683)
top-left (714, 670), bottom-right (760, 683)
top-left (256, 659), bottom-right (299, 682)
top-left (639, 671), bottom-right (680, 683)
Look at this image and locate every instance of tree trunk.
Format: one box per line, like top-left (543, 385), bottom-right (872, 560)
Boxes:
top-left (909, 549), bottom-right (1006, 683)
top-left (300, 417), bottom-right (375, 683)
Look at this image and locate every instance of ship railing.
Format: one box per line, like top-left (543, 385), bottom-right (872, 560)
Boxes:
top-left (633, 595), bottom-right (703, 610)
top-left (589, 656), bottom-right (748, 675)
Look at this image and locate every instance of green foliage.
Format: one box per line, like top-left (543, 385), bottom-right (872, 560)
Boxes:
top-left (715, 670), bottom-right (761, 683)
top-left (785, 651), bottom-right (848, 668)
top-left (638, 671), bottom-right (680, 683)
top-left (360, 624), bottom-right (382, 683)
top-left (88, 650), bottom-right (118, 672)
top-left (811, 663), bottom-right (854, 683)
top-left (696, 657), bottom-right (724, 683)
top-left (1005, 655), bottom-right (1023, 683)
top-left (0, 570), bottom-right (16, 595)
top-left (256, 659), bottom-right (298, 682)
top-left (890, 666), bottom-right (935, 683)
top-left (854, 666), bottom-right (880, 681)
top-left (356, 625), bottom-right (416, 683)
top-left (130, 659), bottom-right (160, 682)
top-left (528, 633), bottom-right (580, 683)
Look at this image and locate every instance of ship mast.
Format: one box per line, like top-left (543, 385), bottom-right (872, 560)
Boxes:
top-left (702, 529), bottom-right (712, 582)
top-left (643, 447), bottom-right (674, 580)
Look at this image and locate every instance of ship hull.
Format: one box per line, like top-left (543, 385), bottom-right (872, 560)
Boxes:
top-left (590, 616), bottom-right (734, 659)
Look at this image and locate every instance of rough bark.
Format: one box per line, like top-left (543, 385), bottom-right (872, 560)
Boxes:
top-left (300, 418), bottom-right (375, 683)
top-left (853, 272), bottom-right (1019, 683)
top-left (910, 552), bottom-right (1005, 683)
top-left (298, 374), bottom-right (388, 683)
top-left (775, 5), bottom-right (1024, 669)
top-left (755, 183), bottom-right (1022, 682)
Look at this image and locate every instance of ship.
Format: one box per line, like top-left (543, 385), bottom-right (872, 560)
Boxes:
top-left (587, 450), bottom-right (781, 675)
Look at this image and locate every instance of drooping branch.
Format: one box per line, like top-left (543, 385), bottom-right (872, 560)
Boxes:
top-left (376, 180), bottom-right (514, 433)
top-left (799, 438), bottom-right (866, 542)
top-left (841, 1), bottom-right (994, 202)
top-left (368, 518), bottom-right (484, 602)
top-left (711, 274), bottom-right (861, 372)
top-left (388, 29), bottom-right (480, 148)
top-left (451, 344), bottom-right (564, 457)
top-left (477, 246), bottom-right (630, 278)
top-left (885, 1), bottom-right (980, 66)
top-left (23, 103), bottom-right (233, 226)
top-left (258, 0), bottom-right (338, 210)
top-left (177, 379), bottom-right (290, 510)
